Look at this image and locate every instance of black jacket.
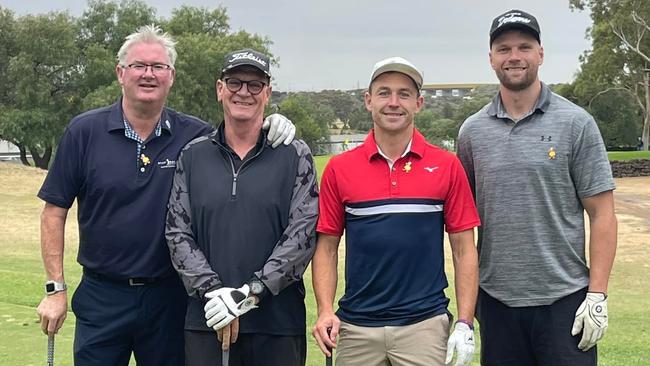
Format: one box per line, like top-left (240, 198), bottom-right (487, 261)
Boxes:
top-left (165, 123), bottom-right (319, 334)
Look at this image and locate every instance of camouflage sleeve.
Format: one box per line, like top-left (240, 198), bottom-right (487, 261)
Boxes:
top-left (254, 140), bottom-right (319, 295)
top-left (165, 146), bottom-right (222, 300)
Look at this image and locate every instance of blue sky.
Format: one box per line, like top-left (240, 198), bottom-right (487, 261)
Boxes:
top-left (3, 0), bottom-right (592, 91)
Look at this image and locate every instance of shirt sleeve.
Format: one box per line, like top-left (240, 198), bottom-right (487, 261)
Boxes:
top-left (165, 146), bottom-right (223, 300)
top-left (570, 114), bottom-right (616, 198)
top-left (37, 124), bottom-right (84, 208)
top-left (316, 158), bottom-right (345, 236)
top-left (443, 155), bottom-right (481, 233)
top-left (254, 140), bottom-right (320, 295)
top-left (456, 122), bottom-right (476, 197)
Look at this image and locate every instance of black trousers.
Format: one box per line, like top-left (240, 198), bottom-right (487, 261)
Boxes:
top-left (477, 287), bottom-right (597, 366)
top-left (72, 272), bottom-right (187, 365)
top-left (185, 330), bottom-right (306, 366)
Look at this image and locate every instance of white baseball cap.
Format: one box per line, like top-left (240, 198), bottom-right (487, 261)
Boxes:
top-left (369, 57), bottom-right (423, 89)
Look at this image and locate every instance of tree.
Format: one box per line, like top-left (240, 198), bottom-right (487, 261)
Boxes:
top-left (278, 94), bottom-right (331, 153)
top-left (347, 107), bottom-right (373, 133)
top-left (163, 5), bottom-right (229, 37)
top-left (555, 82), bottom-right (643, 149)
top-left (0, 2), bottom-right (278, 169)
top-left (570, 0), bottom-right (650, 150)
top-left (0, 11), bottom-right (80, 168)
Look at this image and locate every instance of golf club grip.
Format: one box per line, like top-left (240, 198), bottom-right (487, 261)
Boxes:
top-left (326, 327), bottom-right (332, 366)
top-left (47, 334), bottom-right (55, 366)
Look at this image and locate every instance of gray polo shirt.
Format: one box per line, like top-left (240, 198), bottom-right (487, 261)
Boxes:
top-left (457, 83), bottom-right (615, 307)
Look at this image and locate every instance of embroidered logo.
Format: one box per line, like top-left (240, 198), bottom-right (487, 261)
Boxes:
top-left (548, 147), bottom-right (557, 160)
top-left (403, 161), bottom-right (412, 173)
top-left (157, 159), bottom-right (177, 169)
top-left (497, 12), bottom-right (531, 28)
top-left (228, 51), bottom-right (267, 67)
top-left (424, 166), bottom-right (439, 173)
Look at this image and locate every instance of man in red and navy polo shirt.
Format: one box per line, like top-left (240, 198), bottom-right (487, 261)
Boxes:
top-left (311, 57), bottom-right (481, 366)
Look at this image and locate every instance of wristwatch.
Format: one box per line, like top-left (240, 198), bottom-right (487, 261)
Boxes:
top-left (247, 277), bottom-right (267, 298)
top-left (45, 280), bottom-right (67, 295)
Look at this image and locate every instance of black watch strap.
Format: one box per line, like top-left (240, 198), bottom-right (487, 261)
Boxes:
top-left (247, 277), bottom-right (269, 300)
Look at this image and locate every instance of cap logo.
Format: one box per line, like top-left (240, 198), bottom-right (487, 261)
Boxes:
top-left (228, 51), bottom-right (267, 67)
top-left (497, 12), bottom-right (531, 28)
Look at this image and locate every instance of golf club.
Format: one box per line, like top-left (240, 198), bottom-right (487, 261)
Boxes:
top-left (47, 334), bottom-right (54, 366)
top-left (326, 327), bottom-right (332, 366)
top-left (222, 348), bottom-right (229, 366)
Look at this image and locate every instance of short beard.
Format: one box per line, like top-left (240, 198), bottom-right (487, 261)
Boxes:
top-left (496, 70), bottom-right (537, 92)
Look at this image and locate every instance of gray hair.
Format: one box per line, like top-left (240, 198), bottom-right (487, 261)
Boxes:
top-left (116, 24), bottom-right (177, 67)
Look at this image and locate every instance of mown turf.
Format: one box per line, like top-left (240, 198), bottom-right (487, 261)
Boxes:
top-left (0, 160), bottom-right (648, 365)
top-left (607, 150), bottom-right (650, 161)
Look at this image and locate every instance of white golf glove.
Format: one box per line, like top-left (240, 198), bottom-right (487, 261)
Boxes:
top-left (204, 284), bottom-right (257, 331)
top-left (571, 292), bottom-right (608, 351)
top-left (445, 321), bottom-right (475, 366)
top-left (263, 113), bottom-right (296, 148)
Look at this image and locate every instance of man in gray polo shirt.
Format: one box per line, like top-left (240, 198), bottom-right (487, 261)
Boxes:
top-left (457, 9), bottom-right (617, 365)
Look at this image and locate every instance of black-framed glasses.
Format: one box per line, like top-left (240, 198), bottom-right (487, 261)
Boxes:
top-left (123, 63), bottom-right (172, 75)
top-left (224, 77), bottom-right (267, 95)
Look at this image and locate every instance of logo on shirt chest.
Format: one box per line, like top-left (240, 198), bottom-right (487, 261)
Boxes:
top-left (548, 147), bottom-right (557, 160)
top-left (157, 159), bottom-right (177, 169)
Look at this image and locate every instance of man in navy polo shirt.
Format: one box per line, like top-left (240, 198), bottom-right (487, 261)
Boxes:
top-left (36, 25), bottom-right (294, 365)
top-left (457, 9), bottom-right (617, 365)
top-left (311, 57), bottom-right (481, 366)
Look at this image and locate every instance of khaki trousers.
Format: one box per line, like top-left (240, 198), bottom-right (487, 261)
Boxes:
top-left (336, 313), bottom-right (451, 366)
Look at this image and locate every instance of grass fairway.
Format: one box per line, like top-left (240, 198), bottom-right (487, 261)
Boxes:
top-left (608, 150), bottom-right (650, 161)
top-left (1, 160), bottom-right (649, 365)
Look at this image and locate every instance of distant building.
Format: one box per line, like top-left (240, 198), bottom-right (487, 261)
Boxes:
top-left (0, 140), bottom-right (22, 161)
top-left (421, 83), bottom-right (491, 98)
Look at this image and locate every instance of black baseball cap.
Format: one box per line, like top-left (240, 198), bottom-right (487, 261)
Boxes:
top-left (221, 49), bottom-right (271, 78)
top-left (489, 9), bottom-right (541, 46)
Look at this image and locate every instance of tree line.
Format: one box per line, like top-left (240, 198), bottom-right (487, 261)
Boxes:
top-left (1, 0), bottom-right (647, 170)
top-left (0, 0), bottom-right (273, 168)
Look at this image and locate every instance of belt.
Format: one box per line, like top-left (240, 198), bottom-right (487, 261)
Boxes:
top-left (83, 268), bottom-right (170, 286)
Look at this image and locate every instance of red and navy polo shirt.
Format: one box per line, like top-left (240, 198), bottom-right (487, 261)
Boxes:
top-left (317, 128), bottom-right (480, 326)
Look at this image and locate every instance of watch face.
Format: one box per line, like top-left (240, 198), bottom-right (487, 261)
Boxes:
top-left (46, 283), bottom-right (55, 293)
top-left (250, 280), bottom-right (264, 295)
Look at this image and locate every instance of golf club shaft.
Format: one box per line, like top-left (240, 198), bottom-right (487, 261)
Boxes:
top-left (222, 348), bottom-right (229, 366)
top-left (47, 334), bottom-right (55, 366)
top-left (326, 327), bottom-right (332, 366)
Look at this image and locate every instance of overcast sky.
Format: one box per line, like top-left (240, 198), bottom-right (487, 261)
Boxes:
top-left (3, 0), bottom-right (593, 92)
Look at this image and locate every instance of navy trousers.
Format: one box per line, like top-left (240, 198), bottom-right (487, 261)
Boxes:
top-left (71, 272), bottom-right (187, 365)
top-left (184, 330), bottom-right (306, 366)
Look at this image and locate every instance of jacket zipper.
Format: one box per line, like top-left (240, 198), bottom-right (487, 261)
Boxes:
top-left (224, 144), bottom-right (265, 199)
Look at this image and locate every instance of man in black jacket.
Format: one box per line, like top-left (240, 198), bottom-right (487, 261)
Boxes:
top-left (165, 49), bottom-right (319, 366)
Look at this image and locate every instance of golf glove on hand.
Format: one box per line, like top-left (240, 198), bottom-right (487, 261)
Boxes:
top-left (571, 292), bottom-right (608, 351)
top-left (263, 113), bottom-right (296, 148)
top-left (445, 322), bottom-right (475, 366)
top-left (204, 284), bottom-right (257, 331)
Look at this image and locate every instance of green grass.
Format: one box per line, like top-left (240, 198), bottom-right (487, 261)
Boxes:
top-left (0, 160), bottom-right (648, 365)
top-left (607, 150), bottom-right (650, 161)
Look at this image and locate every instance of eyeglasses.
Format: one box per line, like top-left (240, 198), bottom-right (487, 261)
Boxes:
top-left (123, 63), bottom-right (172, 75)
top-left (223, 77), bottom-right (267, 95)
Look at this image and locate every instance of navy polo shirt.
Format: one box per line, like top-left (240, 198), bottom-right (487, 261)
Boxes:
top-left (38, 99), bottom-right (213, 278)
